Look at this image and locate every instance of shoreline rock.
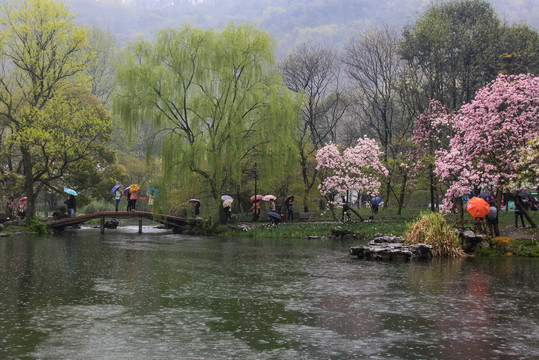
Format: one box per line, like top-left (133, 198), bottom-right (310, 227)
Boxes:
top-left (350, 233), bottom-right (433, 261)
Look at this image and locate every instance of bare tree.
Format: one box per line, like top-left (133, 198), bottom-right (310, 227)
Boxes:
top-left (279, 43), bottom-right (348, 211)
top-left (85, 26), bottom-right (118, 105)
top-left (342, 26), bottom-right (415, 213)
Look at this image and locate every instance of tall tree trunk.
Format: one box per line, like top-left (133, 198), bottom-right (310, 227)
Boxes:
top-left (429, 166), bottom-right (436, 212)
top-left (384, 178), bottom-right (391, 209)
top-left (397, 173), bottom-right (408, 215)
top-left (22, 147), bottom-right (35, 224)
top-left (300, 152), bottom-right (313, 212)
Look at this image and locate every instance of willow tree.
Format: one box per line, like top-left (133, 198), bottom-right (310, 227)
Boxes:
top-left (114, 24), bottom-right (300, 208)
top-left (0, 0), bottom-right (111, 222)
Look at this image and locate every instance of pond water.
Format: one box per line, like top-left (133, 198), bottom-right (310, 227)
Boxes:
top-left (1, 224), bottom-right (538, 359)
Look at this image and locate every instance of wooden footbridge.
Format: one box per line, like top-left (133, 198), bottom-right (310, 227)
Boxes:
top-left (50, 211), bottom-right (192, 234)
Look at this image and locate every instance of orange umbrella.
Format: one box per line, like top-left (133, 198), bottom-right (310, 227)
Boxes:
top-left (466, 196), bottom-right (490, 218)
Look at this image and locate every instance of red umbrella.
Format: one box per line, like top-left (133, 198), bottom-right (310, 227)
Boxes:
top-left (466, 196), bottom-right (490, 218)
top-left (250, 195), bottom-right (263, 201)
top-left (189, 199), bottom-right (201, 203)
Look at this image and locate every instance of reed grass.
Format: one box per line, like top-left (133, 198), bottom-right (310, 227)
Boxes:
top-left (404, 212), bottom-right (465, 257)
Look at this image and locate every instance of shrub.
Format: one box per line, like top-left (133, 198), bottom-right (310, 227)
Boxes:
top-left (29, 218), bottom-right (48, 235)
top-left (81, 199), bottom-right (113, 214)
top-left (491, 236), bottom-right (516, 254)
top-left (404, 212), bottom-right (465, 257)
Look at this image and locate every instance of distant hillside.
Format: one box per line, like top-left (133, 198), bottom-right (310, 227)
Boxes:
top-left (63, 0), bottom-right (539, 57)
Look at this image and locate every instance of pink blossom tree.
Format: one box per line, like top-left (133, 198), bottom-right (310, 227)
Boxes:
top-left (316, 137), bottom-right (388, 217)
top-left (433, 73), bottom-right (539, 227)
top-left (516, 135), bottom-right (539, 186)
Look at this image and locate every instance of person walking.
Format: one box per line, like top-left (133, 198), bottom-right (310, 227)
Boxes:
top-left (194, 201), bottom-right (201, 217)
top-left (224, 204), bottom-right (232, 222)
top-left (514, 196), bottom-right (528, 228)
top-left (341, 195), bottom-right (351, 222)
top-left (284, 196), bottom-right (294, 222)
top-left (114, 189), bottom-right (122, 212)
top-left (129, 190), bottom-right (138, 212)
top-left (269, 199), bottom-right (276, 213)
top-left (251, 201), bottom-right (260, 222)
top-left (67, 195), bottom-right (76, 218)
top-left (486, 205), bottom-right (500, 237)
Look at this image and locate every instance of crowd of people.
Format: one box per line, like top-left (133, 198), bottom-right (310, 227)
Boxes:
top-left (5, 185), bottom-right (536, 234)
top-left (471, 190), bottom-right (538, 238)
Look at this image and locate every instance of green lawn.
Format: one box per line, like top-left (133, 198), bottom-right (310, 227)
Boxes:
top-left (221, 207), bottom-right (539, 240)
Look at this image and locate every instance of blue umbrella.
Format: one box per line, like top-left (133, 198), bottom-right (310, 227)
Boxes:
top-left (147, 188), bottom-right (158, 198)
top-left (110, 184), bottom-right (122, 196)
top-left (124, 187), bottom-right (130, 196)
top-left (221, 195), bottom-right (233, 201)
top-left (64, 188), bottom-right (78, 196)
top-left (370, 197), bottom-right (383, 205)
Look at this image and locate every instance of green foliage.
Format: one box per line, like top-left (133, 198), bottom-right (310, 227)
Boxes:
top-left (510, 239), bottom-right (539, 257)
top-left (404, 212), bottom-right (465, 257)
top-left (114, 23), bottom-right (301, 213)
top-left (498, 23), bottom-right (539, 76)
top-left (81, 198), bottom-right (115, 214)
top-left (220, 220), bottom-right (408, 238)
top-left (29, 218), bottom-right (48, 235)
top-left (401, 0), bottom-right (501, 109)
top-left (0, 0), bottom-right (114, 222)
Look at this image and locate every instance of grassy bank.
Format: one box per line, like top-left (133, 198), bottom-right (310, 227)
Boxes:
top-left (218, 220), bottom-right (409, 239)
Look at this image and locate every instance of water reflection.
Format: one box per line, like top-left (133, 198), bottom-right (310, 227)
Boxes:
top-left (1, 228), bottom-right (538, 359)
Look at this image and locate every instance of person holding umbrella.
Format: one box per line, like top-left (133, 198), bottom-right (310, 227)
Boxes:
top-left (269, 199), bottom-right (276, 213)
top-left (284, 195), bottom-right (294, 222)
top-left (17, 197), bottom-right (27, 220)
top-left (63, 188), bottom-right (78, 217)
top-left (251, 200), bottom-right (260, 222)
top-left (466, 196), bottom-right (490, 234)
top-left (479, 191), bottom-right (499, 237)
top-left (370, 196), bottom-right (382, 218)
top-left (486, 204), bottom-right (500, 237)
top-left (128, 185), bottom-right (139, 212)
top-left (222, 196), bottom-right (233, 222)
top-left (125, 187), bottom-right (131, 211)
top-left (111, 185), bottom-right (122, 212)
top-left (66, 195), bottom-right (76, 218)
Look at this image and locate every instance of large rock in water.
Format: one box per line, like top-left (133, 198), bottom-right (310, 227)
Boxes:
top-left (104, 218), bottom-right (119, 229)
top-left (455, 229), bottom-right (486, 253)
top-left (350, 233), bottom-right (433, 261)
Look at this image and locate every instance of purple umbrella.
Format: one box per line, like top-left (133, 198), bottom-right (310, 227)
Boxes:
top-left (110, 184), bottom-right (121, 196)
top-left (268, 212), bottom-right (281, 220)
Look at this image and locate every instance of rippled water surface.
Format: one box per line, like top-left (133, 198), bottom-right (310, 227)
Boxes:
top-left (1, 225), bottom-right (538, 359)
